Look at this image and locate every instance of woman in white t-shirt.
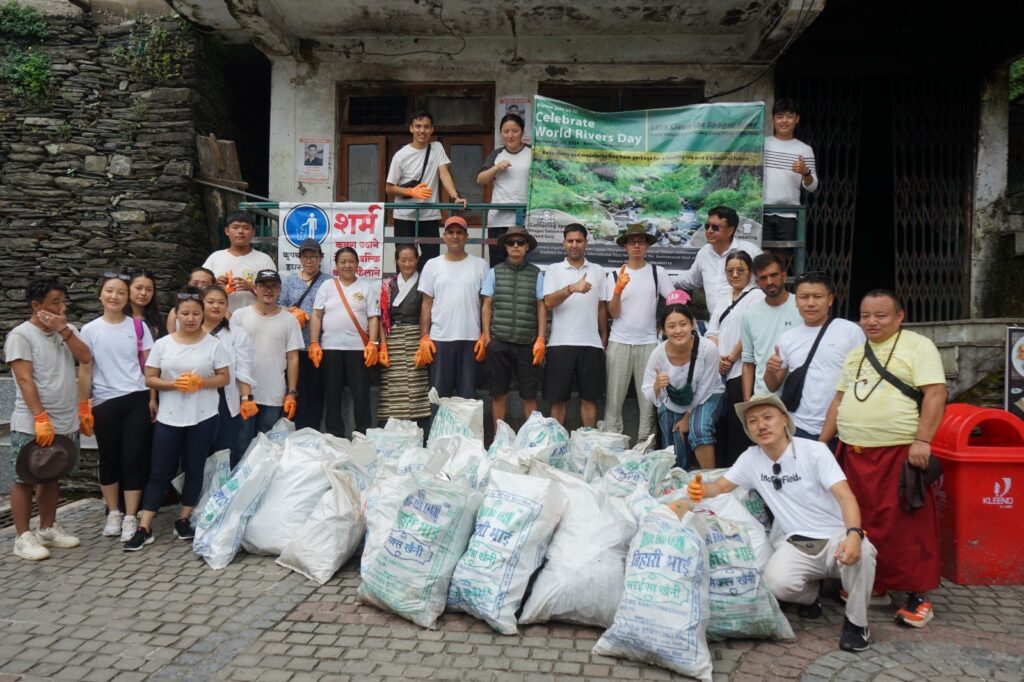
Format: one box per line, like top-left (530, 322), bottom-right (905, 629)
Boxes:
top-left (124, 288), bottom-right (231, 552)
top-left (642, 297), bottom-right (724, 471)
top-left (308, 248), bottom-right (381, 437)
top-left (476, 113), bottom-right (532, 265)
top-left (78, 272), bottom-right (156, 542)
top-left (125, 269), bottom-right (167, 341)
top-left (202, 286), bottom-right (256, 467)
top-left (705, 250), bottom-right (765, 466)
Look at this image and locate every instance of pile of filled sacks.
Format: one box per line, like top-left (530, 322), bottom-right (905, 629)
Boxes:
top-left (189, 390), bottom-right (793, 680)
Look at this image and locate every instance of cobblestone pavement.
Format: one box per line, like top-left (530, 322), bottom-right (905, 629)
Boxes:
top-left (1, 499), bottom-right (1022, 682)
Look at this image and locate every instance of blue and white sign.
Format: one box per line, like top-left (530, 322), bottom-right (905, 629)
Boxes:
top-left (278, 202), bottom-right (386, 280)
top-left (282, 204), bottom-right (329, 248)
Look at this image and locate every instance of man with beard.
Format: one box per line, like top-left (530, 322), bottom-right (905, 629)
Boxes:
top-left (741, 253), bottom-right (802, 400)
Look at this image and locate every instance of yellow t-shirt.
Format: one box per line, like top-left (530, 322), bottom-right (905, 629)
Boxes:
top-left (835, 329), bottom-right (945, 447)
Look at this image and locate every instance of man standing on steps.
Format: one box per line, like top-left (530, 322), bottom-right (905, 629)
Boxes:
top-left (386, 110), bottom-right (468, 264)
top-left (673, 206), bottom-right (762, 314)
top-left (542, 224), bottom-right (610, 427)
top-left (202, 211), bottom-right (276, 313)
top-left (821, 289), bottom-right (947, 629)
top-left (764, 271), bottom-right (864, 442)
top-left (763, 98), bottom-right (818, 266)
top-left (604, 224), bottom-right (675, 443)
top-left (416, 216), bottom-right (490, 401)
top-left (741, 252), bottom-right (803, 400)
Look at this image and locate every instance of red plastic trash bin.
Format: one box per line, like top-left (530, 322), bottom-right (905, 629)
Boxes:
top-left (933, 403), bottom-right (1024, 585)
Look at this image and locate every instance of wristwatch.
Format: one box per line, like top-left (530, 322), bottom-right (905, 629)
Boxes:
top-left (846, 527), bottom-right (865, 540)
top-left (240, 394), bottom-right (254, 402)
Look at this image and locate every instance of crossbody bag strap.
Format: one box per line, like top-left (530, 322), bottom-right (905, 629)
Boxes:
top-left (863, 334), bottom-right (923, 407)
top-left (718, 288), bottom-right (753, 325)
top-left (686, 331), bottom-right (700, 385)
top-left (333, 278), bottom-right (370, 346)
top-left (293, 271), bottom-right (322, 310)
top-left (796, 316), bottom-right (835, 374)
top-left (132, 317), bottom-right (145, 372)
top-left (415, 142), bottom-right (432, 185)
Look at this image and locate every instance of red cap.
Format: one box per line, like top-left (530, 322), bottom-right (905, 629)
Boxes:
top-left (444, 216), bottom-right (468, 231)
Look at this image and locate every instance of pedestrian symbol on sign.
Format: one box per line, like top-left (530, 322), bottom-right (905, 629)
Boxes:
top-left (283, 204), bottom-right (329, 248)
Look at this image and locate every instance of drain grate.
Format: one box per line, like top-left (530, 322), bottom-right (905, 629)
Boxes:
top-left (0, 498), bottom-right (69, 530)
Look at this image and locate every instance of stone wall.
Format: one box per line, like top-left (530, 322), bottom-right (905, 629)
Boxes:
top-left (0, 6), bottom-right (236, 337)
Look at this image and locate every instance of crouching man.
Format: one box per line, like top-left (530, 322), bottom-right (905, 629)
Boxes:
top-left (687, 394), bottom-right (876, 652)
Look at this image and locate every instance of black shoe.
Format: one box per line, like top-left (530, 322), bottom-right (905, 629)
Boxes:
top-left (839, 616), bottom-right (871, 652)
top-left (173, 518), bottom-right (195, 540)
top-left (123, 527), bottom-right (153, 552)
top-left (798, 599), bottom-right (823, 619)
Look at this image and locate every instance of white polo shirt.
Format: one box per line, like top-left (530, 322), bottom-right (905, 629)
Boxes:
top-left (542, 258), bottom-right (610, 349)
top-left (673, 239), bottom-right (762, 313)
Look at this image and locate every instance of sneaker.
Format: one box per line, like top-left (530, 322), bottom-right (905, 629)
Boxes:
top-left (120, 514), bottom-right (139, 543)
top-left (173, 518), bottom-right (195, 541)
top-left (797, 598), bottom-right (823, 619)
top-left (839, 616), bottom-right (871, 652)
top-left (840, 588), bottom-right (892, 607)
top-left (123, 527), bottom-right (153, 552)
top-left (103, 511), bottom-right (125, 537)
top-left (895, 594), bottom-right (934, 628)
top-left (35, 523), bottom-right (80, 549)
top-left (13, 531), bottom-right (50, 561)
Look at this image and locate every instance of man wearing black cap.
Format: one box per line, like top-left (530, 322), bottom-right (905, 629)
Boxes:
top-left (5, 277), bottom-right (92, 560)
top-left (232, 269), bottom-right (304, 443)
top-left (278, 239), bottom-right (327, 429)
top-left (480, 227), bottom-right (547, 431)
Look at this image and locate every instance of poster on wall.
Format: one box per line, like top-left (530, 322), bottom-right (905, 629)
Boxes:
top-left (1007, 326), bottom-right (1024, 421)
top-left (297, 138), bottom-right (331, 183)
top-left (525, 96), bottom-right (765, 275)
top-left (497, 96), bottom-right (532, 142)
top-left (278, 202), bottom-right (384, 282)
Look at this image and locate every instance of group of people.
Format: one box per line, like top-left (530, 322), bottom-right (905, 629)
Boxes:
top-left (6, 98), bottom-right (948, 652)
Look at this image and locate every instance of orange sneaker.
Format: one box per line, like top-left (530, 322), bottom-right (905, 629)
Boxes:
top-left (895, 594), bottom-right (933, 628)
top-left (840, 588), bottom-right (891, 606)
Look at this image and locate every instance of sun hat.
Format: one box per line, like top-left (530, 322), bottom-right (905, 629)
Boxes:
top-left (496, 226), bottom-right (537, 251)
top-left (615, 223), bottom-right (657, 247)
top-left (734, 394), bottom-right (796, 442)
top-left (16, 435), bottom-right (78, 485)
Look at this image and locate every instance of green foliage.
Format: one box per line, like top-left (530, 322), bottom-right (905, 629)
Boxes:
top-left (0, 46), bottom-right (51, 105)
top-left (0, 1), bottom-right (47, 39)
top-left (1011, 57), bottom-right (1024, 103)
top-left (115, 20), bottom-right (192, 82)
top-left (56, 121), bottom-right (72, 141)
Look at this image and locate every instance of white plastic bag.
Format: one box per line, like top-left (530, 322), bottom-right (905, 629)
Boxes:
top-left (593, 500), bottom-right (712, 681)
top-left (241, 430), bottom-right (333, 556)
top-left (513, 412), bottom-right (570, 470)
top-left (436, 435), bottom-right (489, 489)
top-left (363, 418), bottom-right (424, 477)
top-left (447, 469), bottom-right (566, 635)
top-left (570, 428), bottom-right (630, 478)
top-left (593, 446), bottom-right (675, 497)
top-left (427, 388), bottom-right (484, 446)
top-left (193, 434), bottom-right (282, 570)
top-left (321, 434), bottom-right (378, 490)
top-left (377, 446), bottom-right (448, 480)
top-left (276, 463), bottom-right (364, 584)
top-left (265, 417), bottom-right (295, 444)
top-left (701, 493), bottom-right (773, 571)
top-left (171, 449), bottom-right (231, 524)
top-left (683, 509), bottom-right (793, 641)
top-left (358, 472), bottom-right (482, 628)
top-left (486, 421), bottom-right (516, 460)
top-left (519, 463), bottom-right (635, 628)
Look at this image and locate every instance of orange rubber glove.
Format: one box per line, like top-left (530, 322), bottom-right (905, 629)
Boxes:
top-left (363, 342), bottom-right (379, 368)
top-left (473, 334), bottom-right (488, 362)
top-left (173, 372), bottom-right (204, 393)
top-left (224, 271), bottom-right (236, 294)
top-left (414, 335), bottom-right (436, 368)
top-left (34, 411), bottom-right (55, 447)
top-left (687, 473), bottom-right (704, 503)
top-left (532, 337), bottom-right (546, 366)
top-left (289, 307), bottom-right (309, 328)
top-left (283, 394), bottom-right (297, 420)
top-left (408, 183), bottom-right (433, 200)
top-left (78, 399), bottom-right (94, 437)
top-left (308, 341), bottom-right (323, 368)
top-left (378, 341), bottom-right (391, 368)
top-left (614, 264), bottom-right (630, 296)
top-left (239, 399), bottom-right (259, 420)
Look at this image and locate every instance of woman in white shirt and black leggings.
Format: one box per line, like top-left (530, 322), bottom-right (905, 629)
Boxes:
top-left (124, 288), bottom-right (231, 551)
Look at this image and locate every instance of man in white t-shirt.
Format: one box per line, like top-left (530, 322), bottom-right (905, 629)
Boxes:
top-left (4, 277), bottom-right (92, 561)
top-left (202, 211), bottom-right (276, 312)
top-left (764, 272), bottom-right (865, 441)
top-left (604, 223), bottom-right (675, 443)
top-left (686, 394), bottom-right (875, 653)
top-left (673, 206), bottom-right (762, 314)
top-left (416, 216), bottom-right (489, 401)
top-left (764, 98), bottom-right (819, 246)
top-left (542, 224), bottom-right (610, 427)
top-left (231, 270), bottom-right (304, 446)
top-left (741, 253), bottom-right (803, 399)
top-left (385, 110), bottom-right (468, 264)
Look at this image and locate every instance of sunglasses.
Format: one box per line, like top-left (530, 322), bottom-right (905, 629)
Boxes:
top-left (505, 239), bottom-right (528, 247)
top-left (704, 223), bottom-right (727, 233)
top-left (771, 462), bottom-right (783, 490)
top-left (102, 271), bottom-right (131, 282)
top-left (176, 292), bottom-right (202, 301)
top-left (130, 269), bottom-right (156, 280)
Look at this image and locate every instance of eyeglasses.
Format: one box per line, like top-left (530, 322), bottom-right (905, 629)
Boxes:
top-left (771, 462), bottom-right (783, 490)
top-left (176, 292), bottom-right (202, 301)
top-left (102, 271), bottom-right (131, 282)
top-left (299, 253), bottom-right (321, 260)
top-left (506, 239), bottom-right (528, 247)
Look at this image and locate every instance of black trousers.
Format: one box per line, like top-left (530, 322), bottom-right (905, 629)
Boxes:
top-left (142, 416), bottom-right (218, 511)
top-left (717, 376), bottom-right (752, 468)
top-left (322, 349), bottom-right (372, 437)
top-left (394, 219), bottom-right (441, 265)
top-left (93, 390), bottom-right (151, 490)
top-left (430, 340), bottom-right (478, 401)
top-left (294, 352), bottom-right (324, 431)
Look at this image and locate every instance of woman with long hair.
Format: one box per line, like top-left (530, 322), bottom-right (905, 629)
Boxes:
top-left (125, 269), bottom-right (167, 340)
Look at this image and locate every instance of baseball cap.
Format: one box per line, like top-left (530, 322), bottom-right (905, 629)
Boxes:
top-left (444, 216), bottom-right (468, 231)
top-left (665, 290), bottom-right (691, 306)
top-left (298, 238), bottom-right (322, 255)
top-left (254, 269), bottom-right (282, 284)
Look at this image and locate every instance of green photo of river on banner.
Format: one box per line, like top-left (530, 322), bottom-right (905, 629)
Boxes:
top-left (526, 96), bottom-right (765, 273)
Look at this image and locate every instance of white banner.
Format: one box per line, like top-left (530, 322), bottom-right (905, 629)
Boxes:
top-left (278, 202), bottom-right (385, 280)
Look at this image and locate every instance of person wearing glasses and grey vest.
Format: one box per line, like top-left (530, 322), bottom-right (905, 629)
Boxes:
top-left (672, 206), bottom-right (761, 314)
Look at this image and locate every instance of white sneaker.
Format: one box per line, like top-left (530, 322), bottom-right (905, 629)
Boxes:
top-left (120, 514), bottom-right (138, 542)
top-left (13, 531), bottom-right (50, 561)
top-left (103, 511), bottom-right (125, 537)
top-left (35, 523), bottom-right (81, 549)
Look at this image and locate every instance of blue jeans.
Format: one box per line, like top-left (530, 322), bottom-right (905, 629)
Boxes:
top-left (236, 404), bottom-right (283, 467)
